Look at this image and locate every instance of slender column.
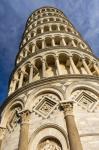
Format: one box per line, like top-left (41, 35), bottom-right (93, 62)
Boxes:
top-left (25, 50), bottom-right (28, 57)
top-left (82, 58), bottom-right (92, 75)
top-left (42, 59), bottom-right (46, 78)
top-left (71, 39), bottom-right (76, 47)
top-left (55, 56), bottom-right (61, 75)
top-left (52, 37), bottom-right (55, 46)
top-left (57, 25), bottom-right (60, 31)
top-left (93, 63), bottom-right (99, 75)
top-left (32, 44), bottom-right (35, 53)
top-left (0, 127), bottom-right (6, 150)
top-left (69, 56), bottom-right (80, 74)
top-left (12, 78), bottom-right (17, 92)
top-left (49, 26), bottom-right (52, 31)
top-left (29, 63), bottom-right (34, 83)
top-left (42, 39), bottom-right (45, 49)
top-left (60, 101), bottom-right (83, 150)
top-left (18, 69), bottom-right (24, 88)
top-left (41, 27), bottom-right (43, 33)
top-left (62, 37), bottom-right (66, 46)
top-left (18, 110), bottom-right (30, 150)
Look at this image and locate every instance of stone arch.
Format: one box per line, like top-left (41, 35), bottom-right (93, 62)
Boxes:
top-left (23, 63), bottom-right (30, 86)
top-left (65, 81), bottom-right (99, 100)
top-left (71, 50), bottom-right (83, 58)
top-left (36, 39), bottom-right (42, 50)
top-left (51, 24), bottom-right (58, 31)
top-left (25, 87), bottom-right (64, 110)
top-left (46, 54), bottom-right (56, 77)
top-left (57, 50), bottom-right (70, 56)
top-left (0, 99), bottom-right (24, 127)
top-left (43, 18), bottom-right (48, 23)
top-left (58, 53), bottom-right (69, 75)
top-left (54, 36), bottom-right (62, 46)
top-left (60, 25), bottom-right (65, 31)
top-left (44, 25), bottom-right (50, 32)
top-left (28, 124), bottom-right (69, 150)
top-left (45, 36), bottom-right (52, 47)
top-left (33, 58), bottom-right (42, 81)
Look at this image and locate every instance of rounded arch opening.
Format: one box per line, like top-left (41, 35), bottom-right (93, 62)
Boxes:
top-left (37, 137), bottom-right (62, 150)
top-left (46, 55), bottom-right (56, 77)
top-left (59, 53), bottom-right (69, 75)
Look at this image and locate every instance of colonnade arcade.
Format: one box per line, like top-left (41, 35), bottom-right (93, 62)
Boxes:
top-left (27, 10), bottom-right (66, 26)
top-left (25, 17), bottom-right (75, 35)
top-left (17, 34), bottom-right (89, 64)
top-left (9, 52), bottom-right (99, 95)
top-left (23, 22), bottom-right (78, 44)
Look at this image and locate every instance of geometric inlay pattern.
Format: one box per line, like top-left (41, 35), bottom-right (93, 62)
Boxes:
top-left (74, 91), bottom-right (98, 112)
top-left (34, 96), bottom-right (58, 118)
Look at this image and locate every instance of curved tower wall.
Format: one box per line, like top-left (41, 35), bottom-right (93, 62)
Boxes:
top-left (0, 6), bottom-right (99, 150)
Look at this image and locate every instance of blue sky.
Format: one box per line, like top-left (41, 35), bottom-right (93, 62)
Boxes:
top-left (0, 0), bottom-right (99, 104)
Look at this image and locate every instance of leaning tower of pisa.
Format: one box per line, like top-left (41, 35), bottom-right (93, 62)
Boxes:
top-left (0, 6), bottom-right (99, 150)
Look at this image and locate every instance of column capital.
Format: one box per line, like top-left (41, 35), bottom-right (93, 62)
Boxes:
top-left (20, 68), bottom-right (25, 74)
top-left (55, 55), bottom-right (59, 59)
top-left (29, 61), bottom-right (34, 67)
top-left (60, 100), bottom-right (74, 116)
top-left (42, 58), bottom-right (46, 62)
top-left (19, 110), bottom-right (31, 124)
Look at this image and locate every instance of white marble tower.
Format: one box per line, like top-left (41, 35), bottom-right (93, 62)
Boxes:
top-left (0, 6), bottom-right (99, 150)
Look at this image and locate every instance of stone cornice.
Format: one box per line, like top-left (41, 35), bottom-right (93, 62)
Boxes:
top-left (1, 74), bottom-right (99, 113)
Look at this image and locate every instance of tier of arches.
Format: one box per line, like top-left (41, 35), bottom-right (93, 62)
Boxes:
top-left (22, 23), bottom-right (78, 46)
top-left (25, 16), bottom-right (73, 36)
top-left (17, 34), bottom-right (89, 64)
top-left (10, 53), bottom-right (99, 95)
top-left (27, 8), bottom-right (65, 25)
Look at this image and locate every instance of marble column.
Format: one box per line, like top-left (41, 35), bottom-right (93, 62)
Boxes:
top-left (55, 56), bottom-right (61, 75)
top-left (29, 63), bottom-right (34, 83)
top-left (42, 39), bottom-right (45, 49)
top-left (93, 63), bottom-right (99, 75)
top-left (42, 59), bottom-right (46, 78)
top-left (12, 79), bottom-right (17, 92)
top-left (57, 25), bottom-right (60, 31)
top-left (62, 37), bottom-right (66, 46)
top-left (82, 58), bottom-right (92, 75)
top-left (18, 110), bottom-right (30, 150)
top-left (71, 40), bottom-right (77, 47)
top-left (60, 101), bottom-right (83, 150)
top-left (41, 27), bottom-right (43, 33)
top-left (18, 70), bottom-right (24, 88)
top-left (52, 37), bottom-right (55, 46)
top-left (32, 44), bottom-right (35, 53)
top-left (25, 50), bottom-right (28, 57)
top-left (49, 26), bottom-right (52, 32)
top-left (69, 56), bottom-right (80, 74)
top-left (0, 127), bottom-right (6, 150)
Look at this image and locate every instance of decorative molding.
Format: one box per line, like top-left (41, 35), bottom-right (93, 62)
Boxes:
top-left (33, 95), bottom-right (58, 118)
top-left (73, 91), bottom-right (98, 112)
